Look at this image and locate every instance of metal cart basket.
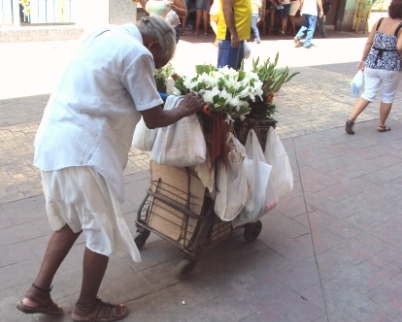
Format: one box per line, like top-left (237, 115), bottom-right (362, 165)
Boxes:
top-left (134, 119), bottom-right (276, 277)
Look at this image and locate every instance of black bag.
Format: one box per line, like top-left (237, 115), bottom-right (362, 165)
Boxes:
top-left (323, 1), bottom-right (331, 15)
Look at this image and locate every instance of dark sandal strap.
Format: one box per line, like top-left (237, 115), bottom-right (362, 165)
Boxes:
top-left (31, 283), bottom-right (52, 293)
top-left (19, 284), bottom-right (63, 315)
top-left (74, 298), bottom-right (128, 321)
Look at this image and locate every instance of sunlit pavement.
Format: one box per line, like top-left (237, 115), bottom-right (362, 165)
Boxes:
top-left (2, 32), bottom-right (402, 321)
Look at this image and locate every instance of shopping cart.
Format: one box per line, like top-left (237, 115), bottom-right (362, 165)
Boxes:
top-left (134, 118), bottom-right (276, 277)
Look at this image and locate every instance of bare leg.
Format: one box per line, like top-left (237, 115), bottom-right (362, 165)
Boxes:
top-left (77, 247), bottom-right (109, 304)
top-left (194, 10), bottom-right (202, 34)
top-left (280, 17), bottom-right (288, 33)
top-left (72, 248), bottom-right (128, 321)
top-left (181, 16), bottom-right (188, 34)
top-left (289, 16), bottom-right (295, 34)
top-left (22, 224), bottom-right (81, 308)
top-left (202, 11), bottom-right (209, 34)
top-left (349, 97), bottom-right (370, 122)
top-left (378, 102), bottom-right (392, 127)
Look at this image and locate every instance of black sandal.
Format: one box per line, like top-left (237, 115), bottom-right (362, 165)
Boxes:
top-left (345, 119), bottom-right (355, 135)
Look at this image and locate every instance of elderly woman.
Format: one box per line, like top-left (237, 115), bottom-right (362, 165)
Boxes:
top-left (346, 0), bottom-right (402, 134)
top-left (16, 16), bottom-right (204, 321)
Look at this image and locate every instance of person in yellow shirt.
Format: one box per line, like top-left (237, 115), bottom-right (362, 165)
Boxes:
top-left (217, 0), bottom-right (252, 70)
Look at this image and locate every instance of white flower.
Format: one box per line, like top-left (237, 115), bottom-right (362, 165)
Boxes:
top-left (174, 64), bottom-right (264, 121)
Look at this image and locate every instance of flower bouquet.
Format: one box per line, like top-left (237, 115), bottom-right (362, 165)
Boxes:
top-left (154, 63), bottom-right (175, 93)
top-left (173, 64), bottom-right (264, 122)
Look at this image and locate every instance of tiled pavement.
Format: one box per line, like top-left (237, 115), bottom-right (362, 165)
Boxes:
top-left (1, 32), bottom-right (402, 321)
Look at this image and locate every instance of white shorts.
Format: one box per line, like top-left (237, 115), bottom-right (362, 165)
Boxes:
top-left (41, 166), bottom-right (141, 262)
top-left (289, 0), bottom-right (301, 16)
top-left (362, 67), bottom-right (401, 103)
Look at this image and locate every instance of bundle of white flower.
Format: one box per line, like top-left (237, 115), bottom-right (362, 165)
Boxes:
top-left (173, 65), bottom-right (264, 122)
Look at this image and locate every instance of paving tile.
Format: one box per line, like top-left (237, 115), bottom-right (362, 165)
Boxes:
top-left (357, 255), bottom-right (402, 288)
top-left (263, 210), bottom-right (309, 239)
top-left (329, 233), bottom-right (389, 265)
top-left (323, 279), bottom-right (396, 322)
top-left (308, 209), bottom-right (362, 240)
top-left (368, 277), bottom-right (402, 318)
top-left (274, 195), bottom-right (309, 218)
top-left (258, 227), bottom-right (315, 262)
top-left (369, 217), bottom-right (402, 249)
top-left (309, 219), bottom-right (344, 255)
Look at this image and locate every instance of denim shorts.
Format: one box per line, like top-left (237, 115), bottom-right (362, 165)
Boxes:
top-left (195, 0), bottom-right (210, 10)
top-left (280, 4), bottom-right (291, 18)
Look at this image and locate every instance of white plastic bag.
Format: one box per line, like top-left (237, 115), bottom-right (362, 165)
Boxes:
top-left (350, 70), bottom-right (364, 97)
top-left (244, 40), bottom-right (251, 59)
top-left (264, 127), bottom-right (293, 199)
top-left (132, 117), bottom-right (157, 151)
top-left (214, 133), bottom-right (249, 221)
top-left (233, 130), bottom-right (272, 227)
top-left (151, 95), bottom-right (207, 167)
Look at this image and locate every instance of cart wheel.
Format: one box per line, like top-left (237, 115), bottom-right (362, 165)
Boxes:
top-left (134, 228), bottom-right (151, 249)
top-left (176, 258), bottom-right (197, 277)
top-left (243, 220), bottom-right (262, 242)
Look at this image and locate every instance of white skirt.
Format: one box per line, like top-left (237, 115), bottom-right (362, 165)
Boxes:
top-left (41, 166), bottom-right (141, 262)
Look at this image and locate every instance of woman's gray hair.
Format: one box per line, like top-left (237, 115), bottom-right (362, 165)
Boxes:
top-left (137, 16), bottom-right (176, 62)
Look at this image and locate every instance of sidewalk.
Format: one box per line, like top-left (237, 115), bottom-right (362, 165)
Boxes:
top-left (1, 32), bottom-right (402, 322)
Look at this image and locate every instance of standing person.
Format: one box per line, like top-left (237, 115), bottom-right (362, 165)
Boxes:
top-left (217, 0), bottom-right (252, 70)
top-left (251, 0), bottom-right (262, 43)
top-left (194, 0), bottom-right (211, 35)
top-left (264, 0), bottom-right (277, 35)
top-left (278, 0), bottom-right (291, 35)
top-left (345, 0), bottom-right (402, 135)
top-left (288, 0), bottom-right (301, 35)
top-left (138, 0), bottom-right (188, 42)
top-left (293, 0), bottom-right (323, 48)
top-left (316, 0), bottom-right (330, 37)
top-left (15, 16), bottom-right (205, 321)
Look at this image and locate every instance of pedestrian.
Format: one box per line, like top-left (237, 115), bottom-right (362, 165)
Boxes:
top-left (16, 16), bottom-right (205, 321)
top-left (264, 0), bottom-right (277, 35)
top-left (288, 0), bottom-right (301, 35)
top-left (293, 0), bottom-right (323, 48)
top-left (345, 0), bottom-right (402, 135)
top-left (278, 0), bottom-right (291, 36)
top-left (251, 0), bottom-right (262, 43)
top-left (194, 0), bottom-right (211, 35)
top-left (138, 0), bottom-right (188, 42)
top-left (217, 0), bottom-right (252, 70)
top-left (316, 0), bottom-right (331, 37)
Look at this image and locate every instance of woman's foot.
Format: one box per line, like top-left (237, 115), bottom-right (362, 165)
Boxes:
top-left (16, 284), bottom-right (63, 315)
top-left (377, 125), bottom-right (391, 132)
top-left (72, 298), bottom-right (128, 322)
top-left (345, 119), bottom-right (355, 134)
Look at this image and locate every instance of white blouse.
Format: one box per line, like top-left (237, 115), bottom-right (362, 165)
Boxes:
top-left (34, 24), bottom-right (163, 202)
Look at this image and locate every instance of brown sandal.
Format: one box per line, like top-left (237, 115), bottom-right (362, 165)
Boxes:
top-left (16, 283), bottom-right (63, 315)
top-left (72, 298), bottom-right (128, 322)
